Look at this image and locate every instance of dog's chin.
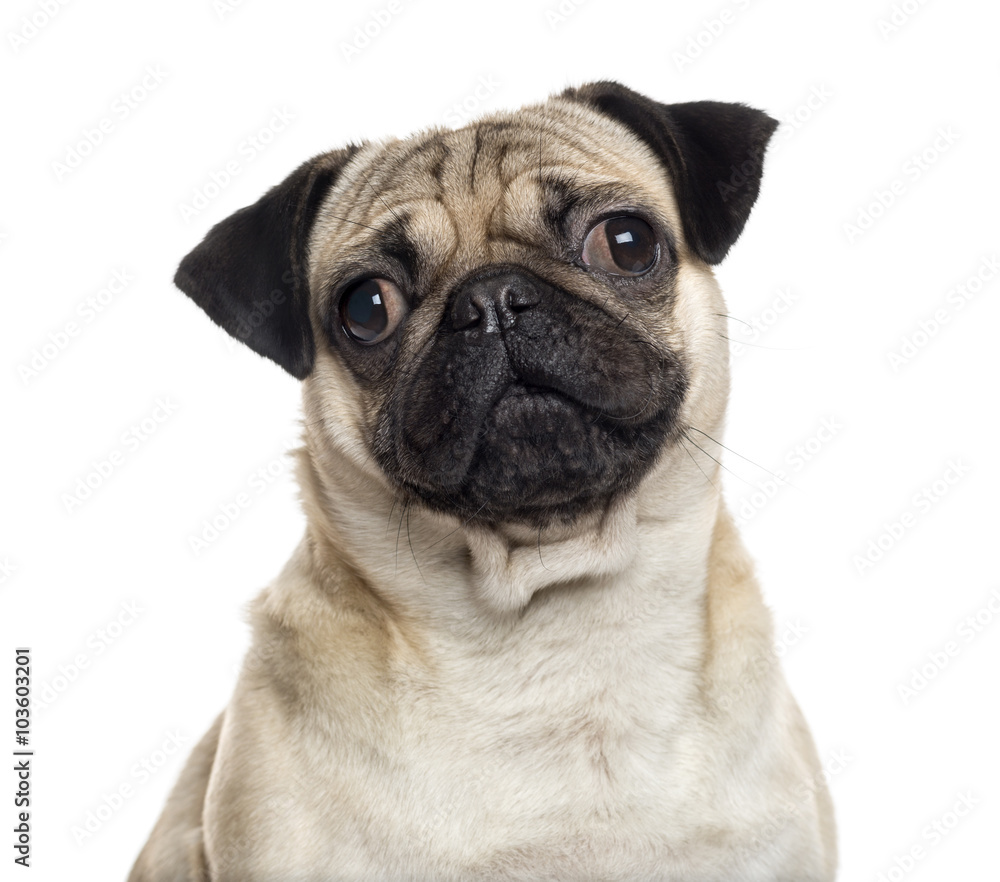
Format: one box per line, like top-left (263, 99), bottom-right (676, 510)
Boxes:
top-left (389, 383), bottom-right (679, 527)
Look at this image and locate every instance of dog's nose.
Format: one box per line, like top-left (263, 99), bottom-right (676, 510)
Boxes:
top-left (450, 272), bottom-right (541, 333)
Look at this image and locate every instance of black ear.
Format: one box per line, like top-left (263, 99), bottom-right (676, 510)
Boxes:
top-left (174, 146), bottom-right (360, 378)
top-left (561, 81), bottom-right (777, 264)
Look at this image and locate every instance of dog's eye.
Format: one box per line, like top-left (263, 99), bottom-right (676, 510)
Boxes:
top-left (340, 278), bottom-right (407, 344)
top-left (581, 216), bottom-right (658, 276)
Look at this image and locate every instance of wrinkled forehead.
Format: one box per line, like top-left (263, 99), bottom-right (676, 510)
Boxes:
top-left (308, 104), bottom-right (680, 279)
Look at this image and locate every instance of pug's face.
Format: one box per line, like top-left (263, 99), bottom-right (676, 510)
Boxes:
top-left (177, 82), bottom-right (776, 528)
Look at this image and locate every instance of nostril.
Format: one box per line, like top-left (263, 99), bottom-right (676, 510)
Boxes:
top-left (451, 294), bottom-right (484, 330)
top-left (504, 283), bottom-right (541, 314)
top-left (449, 271), bottom-right (543, 333)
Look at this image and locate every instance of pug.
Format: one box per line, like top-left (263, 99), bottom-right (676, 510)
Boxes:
top-left (129, 81), bottom-right (836, 881)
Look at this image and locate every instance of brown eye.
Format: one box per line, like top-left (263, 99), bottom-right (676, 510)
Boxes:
top-left (581, 216), bottom-right (658, 276)
top-left (339, 278), bottom-right (407, 344)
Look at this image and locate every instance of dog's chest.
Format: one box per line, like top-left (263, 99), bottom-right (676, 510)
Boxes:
top-left (207, 569), bottom-right (827, 880)
top-left (301, 604), bottom-right (714, 878)
top-left (390, 684), bottom-right (691, 875)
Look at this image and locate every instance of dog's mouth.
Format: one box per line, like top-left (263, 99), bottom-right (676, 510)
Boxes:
top-left (373, 271), bottom-right (687, 526)
top-left (472, 381), bottom-right (611, 480)
top-left (463, 381), bottom-right (637, 510)
top-left (491, 382), bottom-right (581, 432)
top-left (380, 362), bottom-right (685, 527)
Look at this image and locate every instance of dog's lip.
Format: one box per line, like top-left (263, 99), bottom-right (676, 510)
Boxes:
top-left (498, 381), bottom-right (563, 400)
top-left (394, 382), bottom-right (587, 494)
top-left (496, 380), bottom-right (583, 410)
top-left (490, 381), bottom-right (589, 424)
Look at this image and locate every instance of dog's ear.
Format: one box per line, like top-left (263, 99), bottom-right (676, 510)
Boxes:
top-left (561, 81), bottom-right (777, 264)
top-left (174, 146), bottom-right (360, 379)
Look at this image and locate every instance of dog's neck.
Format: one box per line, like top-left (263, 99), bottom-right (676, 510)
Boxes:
top-left (295, 430), bottom-right (723, 631)
top-left (280, 428), bottom-right (741, 763)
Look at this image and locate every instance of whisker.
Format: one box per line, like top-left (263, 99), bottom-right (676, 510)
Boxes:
top-left (686, 425), bottom-right (796, 489)
top-left (594, 366), bottom-right (656, 423)
top-left (364, 173), bottom-right (404, 227)
top-left (386, 497), bottom-right (398, 538)
top-left (406, 505), bottom-right (427, 584)
top-left (681, 430), bottom-right (764, 492)
top-left (427, 500), bottom-right (489, 549)
top-left (395, 500), bottom-right (408, 574)
top-left (717, 332), bottom-right (804, 351)
top-left (680, 436), bottom-right (719, 491)
top-left (326, 213), bottom-right (381, 234)
top-left (537, 525), bottom-right (550, 571)
top-left (715, 313), bottom-right (752, 330)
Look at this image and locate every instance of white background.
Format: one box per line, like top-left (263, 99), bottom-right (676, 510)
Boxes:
top-left (2, 0), bottom-right (998, 879)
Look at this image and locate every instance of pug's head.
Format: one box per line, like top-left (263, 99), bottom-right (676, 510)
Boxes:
top-left (177, 82), bottom-right (776, 529)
